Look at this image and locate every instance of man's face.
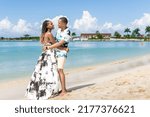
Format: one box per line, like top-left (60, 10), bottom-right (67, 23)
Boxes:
top-left (58, 19), bottom-right (63, 28)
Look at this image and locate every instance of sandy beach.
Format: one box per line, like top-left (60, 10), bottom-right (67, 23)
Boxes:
top-left (0, 55), bottom-right (150, 100)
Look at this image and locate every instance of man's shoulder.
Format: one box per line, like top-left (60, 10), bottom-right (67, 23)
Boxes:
top-left (64, 28), bottom-right (71, 35)
top-left (64, 27), bottom-right (70, 32)
top-left (57, 28), bottom-right (61, 33)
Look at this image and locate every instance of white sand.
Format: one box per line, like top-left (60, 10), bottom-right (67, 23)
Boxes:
top-left (0, 54), bottom-right (150, 100)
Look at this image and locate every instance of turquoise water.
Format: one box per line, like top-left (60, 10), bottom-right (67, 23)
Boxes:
top-left (0, 41), bottom-right (150, 81)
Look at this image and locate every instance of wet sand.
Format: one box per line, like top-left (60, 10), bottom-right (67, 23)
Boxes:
top-left (0, 54), bottom-right (150, 100)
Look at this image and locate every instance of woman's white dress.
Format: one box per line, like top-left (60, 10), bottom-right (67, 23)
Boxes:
top-left (25, 48), bottom-right (59, 100)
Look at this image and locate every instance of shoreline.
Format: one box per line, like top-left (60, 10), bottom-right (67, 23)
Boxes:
top-left (0, 52), bottom-right (136, 83)
top-left (1, 40), bottom-right (150, 42)
top-left (0, 54), bottom-right (150, 99)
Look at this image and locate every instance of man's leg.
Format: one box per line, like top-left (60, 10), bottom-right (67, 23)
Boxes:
top-left (57, 57), bottom-right (67, 95)
top-left (58, 69), bottom-right (67, 94)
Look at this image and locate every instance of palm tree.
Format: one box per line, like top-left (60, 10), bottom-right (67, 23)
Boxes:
top-left (124, 28), bottom-right (131, 38)
top-left (71, 32), bottom-right (76, 37)
top-left (132, 28), bottom-right (140, 38)
top-left (114, 31), bottom-right (121, 38)
top-left (95, 30), bottom-right (103, 39)
top-left (96, 30), bottom-right (100, 34)
top-left (145, 26), bottom-right (150, 38)
top-left (0, 37), bottom-right (4, 40)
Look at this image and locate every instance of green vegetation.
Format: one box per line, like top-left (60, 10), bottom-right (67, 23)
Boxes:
top-left (131, 28), bottom-right (141, 38)
top-left (96, 31), bottom-right (103, 39)
top-left (88, 30), bottom-right (103, 40)
top-left (71, 32), bottom-right (76, 37)
top-left (113, 26), bottom-right (150, 41)
top-left (0, 34), bottom-right (39, 41)
top-left (114, 31), bottom-right (121, 38)
top-left (124, 28), bottom-right (131, 38)
top-left (1, 26), bottom-right (150, 42)
top-left (145, 26), bottom-right (150, 38)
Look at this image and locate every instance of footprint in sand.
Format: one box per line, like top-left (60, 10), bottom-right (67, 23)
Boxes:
top-left (65, 72), bottom-right (69, 75)
top-left (116, 80), bottom-right (130, 86)
top-left (128, 87), bottom-right (146, 94)
top-left (86, 67), bottom-right (94, 71)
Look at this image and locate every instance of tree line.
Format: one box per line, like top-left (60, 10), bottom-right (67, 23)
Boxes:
top-left (0, 34), bottom-right (39, 40)
top-left (114, 26), bottom-right (150, 40)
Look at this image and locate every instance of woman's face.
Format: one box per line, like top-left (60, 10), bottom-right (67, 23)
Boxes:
top-left (47, 21), bottom-right (54, 30)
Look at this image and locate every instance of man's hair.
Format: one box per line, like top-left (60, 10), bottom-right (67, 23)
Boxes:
top-left (59, 17), bottom-right (68, 24)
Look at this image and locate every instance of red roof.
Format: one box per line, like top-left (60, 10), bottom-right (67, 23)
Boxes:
top-left (81, 33), bottom-right (111, 36)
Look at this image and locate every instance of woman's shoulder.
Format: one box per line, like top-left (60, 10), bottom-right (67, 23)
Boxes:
top-left (45, 32), bottom-right (52, 36)
top-left (44, 32), bottom-right (54, 39)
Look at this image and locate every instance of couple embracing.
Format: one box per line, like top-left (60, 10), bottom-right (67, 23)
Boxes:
top-left (26, 17), bottom-right (71, 100)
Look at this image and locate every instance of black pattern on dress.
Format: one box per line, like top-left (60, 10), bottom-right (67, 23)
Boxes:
top-left (25, 49), bottom-right (59, 100)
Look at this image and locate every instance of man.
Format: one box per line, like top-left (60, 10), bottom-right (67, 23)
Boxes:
top-left (47, 17), bottom-right (71, 96)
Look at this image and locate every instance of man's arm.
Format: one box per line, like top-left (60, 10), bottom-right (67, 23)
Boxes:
top-left (42, 34), bottom-right (68, 51)
top-left (48, 40), bottom-right (65, 49)
top-left (47, 33), bottom-right (65, 48)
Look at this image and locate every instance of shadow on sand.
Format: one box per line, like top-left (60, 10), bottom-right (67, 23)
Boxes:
top-left (67, 83), bottom-right (95, 92)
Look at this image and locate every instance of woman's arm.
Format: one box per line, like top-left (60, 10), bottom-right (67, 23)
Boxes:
top-left (47, 33), bottom-right (56, 44)
top-left (40, 34), bottom-right (44, 44)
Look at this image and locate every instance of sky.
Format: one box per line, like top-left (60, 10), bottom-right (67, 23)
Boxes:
top-left (0, 0), bottom-right (150, 37)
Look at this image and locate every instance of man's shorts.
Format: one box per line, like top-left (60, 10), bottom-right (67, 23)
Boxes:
top-left (57, 57), bottom-right (66, 69)
top-left (55, 49), bottom-right (67, 69)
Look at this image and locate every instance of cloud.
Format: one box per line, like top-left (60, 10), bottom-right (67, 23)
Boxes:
top-left (73, 11), bottom-right (124, 34)
top-left (0, 15), bottom-right (71, 37)
top-left (0, 18), bottom-right (40, 37)
top-left (131, 13), bottom-right (150, 33)
top-left (73, 11), bottom-right (150, 35)
top-left (0, 17), bottom-right (12, 30)
top-left (41, 15), bottom-right (70, 34)
top-left (1, 12), bottom-right (150, 37)
top-left (131, 13), bottom-right (150, 27)
top-left (73, 11), bottom-right (98, 33)
top-left (100, 22), bottom-right (125, 33)
top-left (12, 19), bottom-right (32, 34)
top-left (51, 16), bottom-right (63, 28)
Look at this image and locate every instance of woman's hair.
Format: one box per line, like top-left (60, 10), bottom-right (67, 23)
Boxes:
top-left (59, 17), bottom-right (68, 24)
top-left (40, 20), bottom-right (49, 44)
top-left (41, 20), bottom-right (50, 34)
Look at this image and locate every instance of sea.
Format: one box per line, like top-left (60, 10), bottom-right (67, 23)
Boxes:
top-left (0, 41), bottom-right (150, 81)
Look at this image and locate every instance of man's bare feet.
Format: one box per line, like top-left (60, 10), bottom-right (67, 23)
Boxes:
top-left (59, 90), bottom-right (67, 96)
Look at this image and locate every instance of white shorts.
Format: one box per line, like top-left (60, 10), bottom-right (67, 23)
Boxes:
top-left (57, 57), bottom-right (66, 69)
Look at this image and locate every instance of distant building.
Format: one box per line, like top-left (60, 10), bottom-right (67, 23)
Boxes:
top-left (80, 33), bottom-right (111, 40)
top-left (138, 34), bottom-right (144, 38)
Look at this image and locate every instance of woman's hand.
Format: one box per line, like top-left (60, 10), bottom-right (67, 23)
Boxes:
top-left (65, 48), bottom-right (69, 52)
top-left (42, 45), bottom-right (52, 51)
top-left (42, 46), bottom-right (47, 51)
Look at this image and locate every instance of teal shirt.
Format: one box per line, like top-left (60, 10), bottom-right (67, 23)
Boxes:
top-left (55, 28), bottom-right (71, 58)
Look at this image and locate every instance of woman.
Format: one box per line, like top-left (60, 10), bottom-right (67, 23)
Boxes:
top-left (25, 20), bottom-right (66, 100)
